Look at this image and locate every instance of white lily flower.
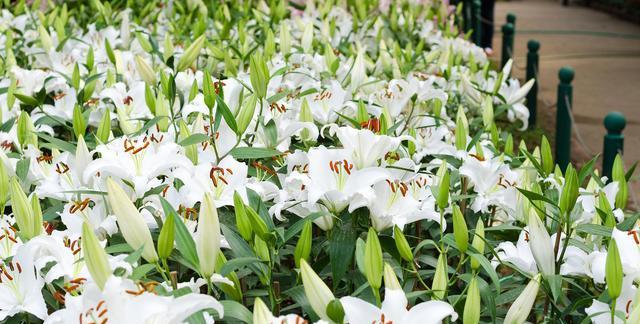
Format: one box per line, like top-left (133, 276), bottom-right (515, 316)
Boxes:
top-left (341, 288), bottom-right (458, 324)
top-left (44, 276), bottom-right (223, 324)
top-left (0, 245), bottom-right (47, 321)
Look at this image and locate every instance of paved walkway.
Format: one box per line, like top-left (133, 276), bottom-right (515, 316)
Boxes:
top-left (492, 0), bottom-right (640, 209)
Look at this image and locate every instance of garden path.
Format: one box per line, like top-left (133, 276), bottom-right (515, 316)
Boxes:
top-left (492, 0), bottom-right (640, 209)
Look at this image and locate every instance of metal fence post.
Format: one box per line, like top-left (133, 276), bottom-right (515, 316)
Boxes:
top-left (506, 13), bottom-right (516, 28)
top-left (501, 23), bottom-right (514, 69)
top-left (526, 40), bottom-right (540, 128)
top-left (602, 112), bottom-right (626, 180)
top-left (555, 67), bottom-right (575, 171)
top-left (473, 0), bottom-right (482, 46)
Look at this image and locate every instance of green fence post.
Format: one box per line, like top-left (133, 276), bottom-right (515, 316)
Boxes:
top-left (555, 67), bottom-right (575, 171)
top-left (506, 13), bottom-right (516, 28)
top-left (501, 23), bottom-right (514, 69)
top-left (602, 112), bottom-right (626, 180)
top-left (526, 40), bottom-right (540, 128)
top-left (472, 0), bottom-right (482, 46)
top-left (463, 0), bottom-right (471, 33)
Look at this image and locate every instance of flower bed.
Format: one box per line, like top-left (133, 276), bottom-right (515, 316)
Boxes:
top-left (0, 0), bottom-right (636, 323)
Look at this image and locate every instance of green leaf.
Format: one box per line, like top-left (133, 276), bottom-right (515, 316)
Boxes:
top-left (130, 264), bottom-right (156, 280)
top-left (37, 133), bottom-right (77, 153)
top-left (178, 133), bottom-right (210, 146)
top-left (468, 252), bottom-right (500, 295)
top-left (230, 147), bottom-right (282, 160)
top-left (219, 300), bottom-right (252, 323)
top-left (14, 93), bottom-right (40, 106)
top-left (161, 198), bottom-right (199, 271)
top-left (575, 224), bottom-right (612, 238)
top-left (330, 218), bottom-right (356, 287)
top-left (219, 257), bottom-right (264, 276)
top-left (220, 224), bottom-right (270, 282)
top-left (215, 95), bottom-right (239, 134)
top-left (16, 158), bottom-right (30, 181)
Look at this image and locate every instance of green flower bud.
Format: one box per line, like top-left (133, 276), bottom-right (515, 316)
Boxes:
top-left (154, 92), bottom-right (170, 132)
top-left (96, 109), bottom-right (111, 143)
top-left (559, 165), bottom-right (579, 216)
top-left (453, 204), bottom-right (469, 253)
top-left (10, 178), bottom-right (41, 240)
top-left (264, 29), bottom-right (275, 59)
top-left (606, 239), bottom-right (623, 299)
top-left (236, 94), bottom-right (257, 135)
top-left (393, 225), bottom-right (413, 262)
top-left (540, 136), bottom-right (553, 175)
top-left (455, 114), bottom-right (467, 151)
top-left (38, 24), bottom-right (53, 52)
top-left (470, 219), bottom-right (485, 270)
top-left (504, 133), bottom-right (514, 155)
top-left (436, 165), bottom-right (450, 211)
top-left (163, 34), bottom-right (174, 62)
top-left (364, 227), bottom-right (383, 290)
top-left (280, 23), bottom-right (291, 55)
top-left (432, 252), bottom-right (448, 300)
top-left (71, 63), bottom-right (80, 90)
top-left (0, 162), bottom-right (8, 209)
top-left (612, 155), bottom-right (628, 209)
top-left (202, 71), bottom-right (215, 109)
top-left (252, 298), bottom-right (274, 323)
top-left (116, 107), bottom-right (137, 135)
top-left (105, 39), bottom-right (116, 65)
top-left (81, 222), bottom-right (112, 290)
top-left (135, 32), bottom-right (153, 53)
top-left (528, 212), bottom-right (555, 276)
top-left (175, 35), bottom-right (205, 72)
top-left (178, 120), bottom-right (198, 164)
top-left (86, 47), bottom-right (95, 71)
top-left (482, 96), bottom-right (494, 130)
top-left (135, 55), bottom-right (157, 85)
top-left (463, 276), bottom-right (481, 324)
top-left (294, 221), bottom-right (312, 268)
top-left (249, 52), bottom-right (269, 99)
top-left (17, 111), bottom-right (37, 148)
top-left (326, 299), bottom-right (345, 324)
top-left (504, 274), bottom-right (541, 324)
top-left (72, 104), bottom-right (87, 138)
top-left (233, 191), bottom-right (253, 241)
top-left (246, 205), bottom-right (269, 242)
top-left (300, 259), bottom-right (335, 321)
top-left (157, 210), bottom-right (175, 260)
top-left (196, 193), bottom-right (221, 277)
top-left (383, 263), bottom-right (402, 290)
top-left (106, 178), bottom-right (158, 263)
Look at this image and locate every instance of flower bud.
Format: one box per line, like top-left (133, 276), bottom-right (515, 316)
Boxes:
top-left (364, 227), bottom-right (383, 290)
top-left (301, 22), bottom-right (313, 53)
top-left (605, 239), bottom-right (623, 299)
top-left (10, 178), bottom-right (41, 240)
top-left (254, 235), bottom-right (271, 263)
top-left (0, 162), bottom-right (9, 209)
top-left (482, 96), bottom-right (494, 130)
top-left (455, 113), bottom-right (467, 151)
top-left (453, 204), bottom-right (469, 253)
top-left (280, 23), bottom-right (291, 55)
top-left (504, 134), bottom-right (514, 155)
top-left (17, 111), bottom-right (37, 148)
top-left (135, 55), bottom-right (157, 85)
top-left (504, 274), bottom-right (541, 324)
top-left (294, 221), bottom-right (312, 268)
top-left (96, 109), bottom-right (111, 143)
top-left (528, 212), bottom-right (554, 276)
top-left (252, 298), bottom-right (274, 323)
top-left (393, 225), bottom-right (413, 262)
top-left (178, 120), bottom-right (198, 165)
top-left (246, 205), bottom-right (269, 242)
top-left (106, 178), bottom-right (158, 263)
top-left (236, 94), bottom-right (257, 135)
top-left (612, 155), bottom-right (628, 209)
top-left (559, 165), bottom-right (579, 216)
top-left (155, 92), bottom-right (170, 132)
top-left (432, 252), bottom-right (448, 300)
top-left (135, 32), bottom-right (153, 53)
top-left (233, 191), bottom-right (253, 241)
top-left (383, 262), bottom-right (402, 290)
top-left (324, 43), bottom-right (339, 75)
top-left (249, 52), bottom-right (269, 99)
top-left (175, 35), bottom-right (205, 72)
top-left (38, 24), bottom-right (53, 52)
top-left (540, 136), bottom-right (553, 175)
top-left (116, 107), bottom-right (137, 134)
top-left (71, 63), bottom-right (80, 90)
top-left (300, 259), bottom-right (335, 321)
top-left (73, 104), bottom-right (87, 138)
top-left (463, 276), bottom-right (481, 324)
top-left (264, 29), bottom-right (275, 59)
top-left (470, 219), bottom-right (485, 270)
top-left (326, 299), bottom-right (345, 324)
top-left (435, 165), bottom-right (450, 211)
top-left (196, 193), bottom-right (221, 277)
top-left (82, 222), bottom-right (112, 290)
top-left (157, 210), bottom-right (175, 260)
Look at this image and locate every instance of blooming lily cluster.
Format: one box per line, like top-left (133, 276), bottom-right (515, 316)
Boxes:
top-left (0, 0), bottom-right (637, 323)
